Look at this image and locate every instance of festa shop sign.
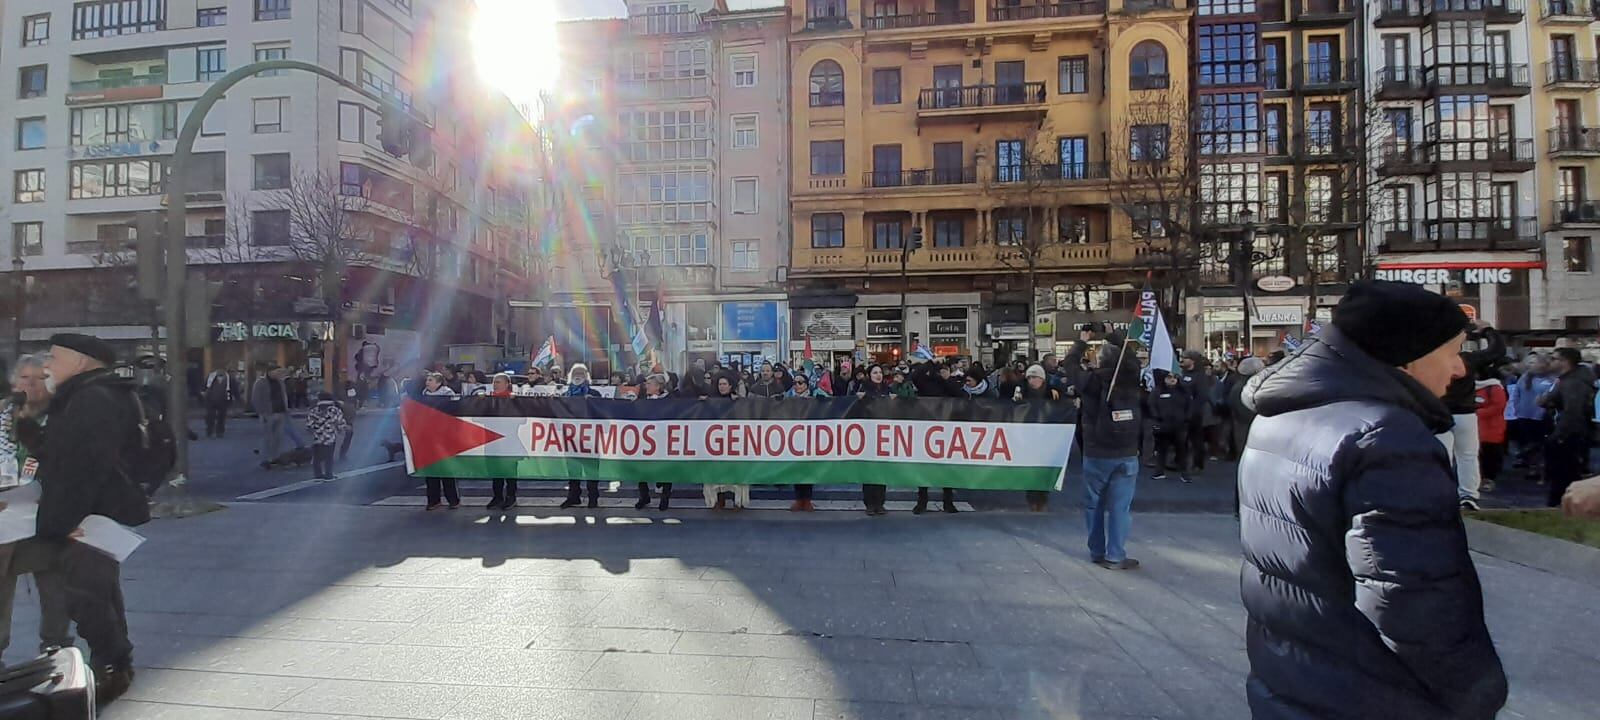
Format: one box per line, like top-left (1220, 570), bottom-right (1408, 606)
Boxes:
top-left (400, 397), bottom-right (1076, 491)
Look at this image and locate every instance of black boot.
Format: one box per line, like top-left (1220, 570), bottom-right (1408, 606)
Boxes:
top-left (635, 482), bottom-right (651, 510)
top-left (942, 488), bottom-right (958, 513)
top-left (587, 480), bottom-right (600, 509)
top-left (913, 487), bottom-right (930, 514)
top-left (560, 480), bottom-right (581, 509)
top-left (94, 661), bottom-right (135, 707)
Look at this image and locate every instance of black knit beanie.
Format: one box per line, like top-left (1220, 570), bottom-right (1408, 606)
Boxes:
top-left (1332, 280), bottom-right (1469, 366)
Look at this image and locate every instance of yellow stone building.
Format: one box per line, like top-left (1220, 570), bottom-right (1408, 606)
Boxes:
top-left (785, 0), bottom-right (1191, 365)
top-left (1531, 2), bottom-right (1600, 328)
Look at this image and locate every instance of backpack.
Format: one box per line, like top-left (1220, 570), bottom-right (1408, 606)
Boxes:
top-left (118, 384), bottom-right (173, 516)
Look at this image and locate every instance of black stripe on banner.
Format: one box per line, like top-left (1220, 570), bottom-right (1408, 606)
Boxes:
top-left (425, 396), bottom-right (1077, 426)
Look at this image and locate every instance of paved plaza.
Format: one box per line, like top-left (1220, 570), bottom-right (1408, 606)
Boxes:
top-left (3, 498), bottom-right (1593, 719)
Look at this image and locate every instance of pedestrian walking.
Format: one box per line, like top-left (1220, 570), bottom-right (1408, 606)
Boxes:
top-left (1438, 323), bottom-right (1506, 511)
top-left (1476, 374), bottom-right (1509, 495)
top-left (1146, 371), bottom-right (1191, 483)
top-left (202, 367), bottom-right (233, 438)
top-left (419, 373), bottom-right (460, 510)
top-left (1065, 328), bottom-right (1143, 568)
top-left (1540, 348), bottom-right (1596, 507)
top-left (306, 392), bottom-right (349, 481)
top-left (0, 356), bottom-right (73, 663)
top-left (30, 334), bottom-right (153, 704)
top-left (1238, 280), bottom-right (1506, 720)
top-left (252, 366), bottom-right (293, 469)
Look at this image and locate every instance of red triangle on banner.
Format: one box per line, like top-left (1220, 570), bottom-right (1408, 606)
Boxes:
top-left (399, 399), bottom-right (506, 470)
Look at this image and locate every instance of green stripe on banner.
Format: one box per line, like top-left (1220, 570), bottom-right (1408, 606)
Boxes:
top-left (415, 456), bottom-right (1062, 492)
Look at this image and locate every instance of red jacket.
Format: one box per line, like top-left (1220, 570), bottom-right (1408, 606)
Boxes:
top-left (1475, 383), bottom-right (1507, 444)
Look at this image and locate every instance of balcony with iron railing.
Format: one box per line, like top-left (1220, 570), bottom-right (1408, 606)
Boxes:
top-left (991, 162), bottom-right (1111, 183)
top-left (1544, 59), bottom-right (1600, 86)
top-left (1372, 0), bottom-right (1427, 24)
top-left (986, 0), bottom-right (1108, 21)
top-left (628, 10), bottom-right (702, 35)
top-left (1374, 66), bottom-right (1428, 98)
top-left (1552, 199), bottom-right (1600, 225)
top-left (1296, 0), bottom-right (1360, 22)
top-left (1424, 63), bottom-right (1532, 95)
top-left (1299, 59), bottom-right (1361, 91)
top-left (1548, 127), bottom-right (1600, 155)
top-left (1426, 217), bottom-right (1540, 250)
top-left (1377, 142), bottom-right (1431, 175)
top-left (1540, 0), bottom-right (1600, 20)
top-left (861, 167), bottom-right (978, 188)
top-left (862, 8), bottom-right (975, 29)
top-left (804, 13), bottom-right (852, 30)
top-left (1381, 218), bottom-right (1539, 251)
top-left (1430, 0), bottom-right (1526, 20)
top-left (1123, 0), bottom-right (1177, 12)
top-left (1263, 64), bottom-right (1289, 91)
top-left (1297, 137), bottom-right (1360, 160)
top-left (916, 82), bottom-right (1048, 115)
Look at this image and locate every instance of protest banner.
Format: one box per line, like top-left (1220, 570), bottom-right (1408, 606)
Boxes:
top-left (399, 397), bottom-right (1076, 491)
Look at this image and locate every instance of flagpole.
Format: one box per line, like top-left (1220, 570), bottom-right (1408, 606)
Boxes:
top-left (1104, 334), bottom-right (1136, 403)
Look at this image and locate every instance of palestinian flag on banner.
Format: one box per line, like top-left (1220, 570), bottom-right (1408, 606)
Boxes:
top-left (399, 396), bottom-right (1078, 491)
top-left (1129, 283), bottom-right (1179, 384)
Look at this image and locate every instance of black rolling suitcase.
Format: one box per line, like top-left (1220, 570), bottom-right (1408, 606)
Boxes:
top-left (0, 647), bottom-right (95, 719)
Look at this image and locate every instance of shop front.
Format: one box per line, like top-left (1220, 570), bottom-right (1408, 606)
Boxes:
top-left (1372, 260), bottom-right (1541, 331)
top-left (790, 306), bottom-right (858, 368)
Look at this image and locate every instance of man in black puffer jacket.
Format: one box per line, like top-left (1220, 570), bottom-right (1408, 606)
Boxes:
top-left (1239, 281), bottom-right (1506, 720)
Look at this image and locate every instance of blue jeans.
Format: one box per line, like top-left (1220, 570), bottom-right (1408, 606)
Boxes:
top-left (1083, 456), bottom-right (1139, 563)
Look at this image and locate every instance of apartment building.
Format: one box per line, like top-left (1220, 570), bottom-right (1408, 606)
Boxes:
top-left (1365, 0), bottom-right (1548, 333)
top-left (534, 2), bottom-right (790, 376)
top-left (787, 0), bottom-right (1192, 367)
top-left (1531, 0), bottom-right (1600, 332)
top-left (0, 0), bottom-right (534, 377)
top-left (1184, 0), bottom-right (1364, 355)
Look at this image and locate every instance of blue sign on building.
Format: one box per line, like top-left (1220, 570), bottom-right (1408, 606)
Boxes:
top-left (721, 302), bottom-right (779, 342)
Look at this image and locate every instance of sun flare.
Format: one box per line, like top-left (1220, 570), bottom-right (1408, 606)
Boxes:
top-left (471, 0), bottom-right (561, 108)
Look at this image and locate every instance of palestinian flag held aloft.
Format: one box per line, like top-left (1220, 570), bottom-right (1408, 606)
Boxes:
top-left (399, 396), bottom-right (1077, 491)
top-left (1130, 283), bottom-right (1179, 385)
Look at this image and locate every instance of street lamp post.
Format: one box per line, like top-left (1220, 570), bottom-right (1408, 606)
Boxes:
top-left (10, 231), bottom-right (24, 357)
top-left (160, 59), bottom-right (416, 493)
top-left (1236, 208), bottom-right (1256, 357)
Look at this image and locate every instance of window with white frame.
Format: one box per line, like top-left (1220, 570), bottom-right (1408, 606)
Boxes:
top-left (730, 240), bottom-right (759, 270)
top-left (614, 43), bottom-right (710, 99)
top-left (13, 170), bottom-right (44, 203)
top-left (337, 101), bottom-right (380, 147)
top-left (71, 102), bottom-right (179, 145)
top-left (629, 232), bottom-right (709, 266)
top-left (253, 98), bottom-right (288, 133)
top-left (198, 46), bottom-right (228, 81)
top-left (615, 168), bottom-right (711, 225)
top-left (730, 53), bottom-right (757, 87)
top-left (731, 177), bottom-right (758, 214)
top-left (619, 109), bottom-right (709, 162)
top-left (256, 0), bottom-right (291, 21)
top-left (255, 43), bottom-right (289, 76)
top-left (731, 114), bottom-right (757, 149)
top-left (22, 14), bottom-right (50, 46)
top-left (12, 223), bottom-right (43, 256)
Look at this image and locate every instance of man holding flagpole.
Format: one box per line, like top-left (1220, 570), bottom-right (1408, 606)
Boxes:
top-left (1063, 326), bottom-right (1146, 570)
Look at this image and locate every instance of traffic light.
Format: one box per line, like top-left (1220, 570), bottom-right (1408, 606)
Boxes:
top-left (129, 212), bottom-right (165, 302)
top-left (376, 103), bottom-right (414, 158)
top-left (909, 226), bottom-right (924, 252)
